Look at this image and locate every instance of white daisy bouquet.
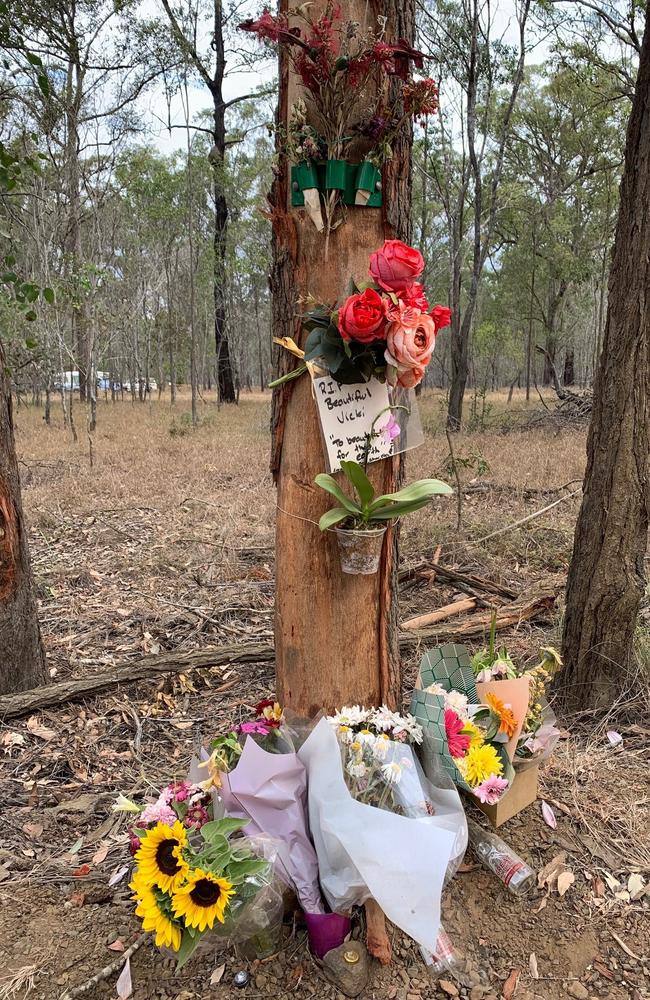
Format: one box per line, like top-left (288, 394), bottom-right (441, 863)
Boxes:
top-left (327, 705), bottom-right (432, 816)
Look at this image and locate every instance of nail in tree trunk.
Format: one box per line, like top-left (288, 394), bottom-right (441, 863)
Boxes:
top-left (0, 343), bottom-right (48, 694)
top-left (271, 0), bottom-right (414, 716)
top-left (561, 5), bottom-right (650, 710)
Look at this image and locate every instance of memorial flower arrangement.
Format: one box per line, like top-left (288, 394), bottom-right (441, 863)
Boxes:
top-left (239, 4), bottom-right (439, 239)
top-left (327, 705), bottom-right (437, 816)
top-left (273, 240), bottom-right (451, 388)
top-left (127, 815), bottom-right (275, 966)
top-left (471, 626), bottom-right (563, 764)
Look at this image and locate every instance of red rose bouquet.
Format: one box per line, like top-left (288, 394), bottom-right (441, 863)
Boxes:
top-left (289, 239), bottom-right (451, 388)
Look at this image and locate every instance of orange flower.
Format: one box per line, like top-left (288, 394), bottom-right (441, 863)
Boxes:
top-left (485, 693), bottom-right (517, 739)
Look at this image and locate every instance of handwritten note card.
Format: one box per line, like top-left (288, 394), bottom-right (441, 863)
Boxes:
top-left (313, 376), bottom-right (392, 472)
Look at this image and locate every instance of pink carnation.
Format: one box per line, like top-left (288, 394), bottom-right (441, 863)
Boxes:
top-left (140, 795), bottom-right (177, 827)
top-left (474, 775), bottom-right (509, 805)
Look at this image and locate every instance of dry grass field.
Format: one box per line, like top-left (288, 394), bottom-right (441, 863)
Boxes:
top-left (1, 388), bottom-right (648, 1000)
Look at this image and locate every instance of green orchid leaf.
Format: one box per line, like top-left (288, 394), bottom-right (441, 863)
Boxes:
top-left (340, 461), bottom-right (375, 509)
top-left (369, 479), bottom-right (452, 511)
top-left (367, 499), bottom-right (436, 520)
top-left (318, 506), bottom-right (351, 531)
top-left (314, 474), bottom-right (360, 514)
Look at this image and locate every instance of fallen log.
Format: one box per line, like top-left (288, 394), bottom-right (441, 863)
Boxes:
top-left (0, 642), bottom-right (275, 721)
top-left (402, 597), bottom-right (479, 631)
top-left (400, 585), bottom-right (559, 644)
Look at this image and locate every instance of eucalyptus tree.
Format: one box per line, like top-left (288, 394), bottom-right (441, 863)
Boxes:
top-left (150, 0), bottom-right (273, 404)
top-left (418, 0), bottom-right (533, 428)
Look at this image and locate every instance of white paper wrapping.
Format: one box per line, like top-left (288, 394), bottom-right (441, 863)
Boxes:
top-left (298, 718), bottom-right (467, 952)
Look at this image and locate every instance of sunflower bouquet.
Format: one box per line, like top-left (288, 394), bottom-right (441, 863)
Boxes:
top-left (327, 704), bottom-right (435, 816)
top-left (129, 816), bottom-right (278, 967)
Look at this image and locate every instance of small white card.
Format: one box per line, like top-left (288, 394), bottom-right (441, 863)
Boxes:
top-left (313, 376), bottom-right (392, 472)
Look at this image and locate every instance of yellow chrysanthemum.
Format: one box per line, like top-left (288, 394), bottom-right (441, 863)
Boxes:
top-left (171, 869), bottom-right (235, 931)
top-left (130, 872), bottom-right (181, 951)
top-left (463, 742), bottom-right (504, 787)
top-left (461, 720), bottom-right (483, 747)
top-left (135, 821), bottom-right (189, 893)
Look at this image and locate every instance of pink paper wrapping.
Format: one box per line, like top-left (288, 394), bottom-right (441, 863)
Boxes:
top-left (216, 737), bottom-right (325, 915)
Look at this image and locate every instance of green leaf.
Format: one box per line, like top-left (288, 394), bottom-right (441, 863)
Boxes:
top-left (176, 928), bottom-right (203, 970)
top-left (314, 474), bottom-right (360, 515)
top-left (200, 817), bottom-right (248, 842)
top-left (340, 461), bottom-right (375, 509)
top-left (224, 858), bottom-right (270, 885)
top-left (25, 309), bottom-right (37, 322)
top-left (42, 287), bottom-right (55, 304)
top-left (367, 499), bottom-right (436, 520)
top-left (318, 506), bottom-right (351, 531)
top-left (24, 338), bottom-right (38, 349)
top-left (369, 479), bottom-right (453, 511)
top-left (37, 73), bottom-right (50, 98)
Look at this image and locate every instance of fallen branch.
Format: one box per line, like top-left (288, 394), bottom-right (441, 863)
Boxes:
top-left (471, 488), bottom-right (582, 545)
top-left (60, 933), bottom-right (147, 1000)
top-left (402, 597), bottom-right (479, 631)
top-left (399, 560), bottom-right (518, 600)
top-left (0, 642), bottom-right (275, 720)
top-left (401, 585), bottom-right (559, 643)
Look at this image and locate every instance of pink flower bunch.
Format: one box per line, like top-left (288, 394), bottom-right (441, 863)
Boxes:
top-left (337, 240), bottom-right (452, 388)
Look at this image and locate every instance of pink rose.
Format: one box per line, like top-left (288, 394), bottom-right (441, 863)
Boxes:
top-left (385, 310), bottom-right (436, 389)
top-left (338, 287), bottom-right (388, 343)
top-left (369, 239), bottom-right (424, 293)
top-left (431, 304), bottom-right (452, 332)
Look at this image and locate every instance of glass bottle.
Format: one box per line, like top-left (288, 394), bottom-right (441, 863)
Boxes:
top-left (467, 817), bottom-right (536, 896)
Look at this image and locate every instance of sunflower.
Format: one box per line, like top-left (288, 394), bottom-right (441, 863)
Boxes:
top-left (171, 869), bottom-right (235, 931)
top-left (485, 693), bottom-right (517, 739)
top-left (462, 742), bottom-right (504, 787)
top-left (130, 872), bottom-right (182, 951)
top-left (135, 821), bottom-right (189, 892)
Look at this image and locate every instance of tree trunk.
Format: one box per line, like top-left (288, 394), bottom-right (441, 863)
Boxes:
top-left (271, 0), bottom-right (412, 716)
top-left (562, 349), bottom-right (575, 386)
top-left (561, 8), bottom-right (650, 710)
top-left (0, 343), bottom-right (48, 694)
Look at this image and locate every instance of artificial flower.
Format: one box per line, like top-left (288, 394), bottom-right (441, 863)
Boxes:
top-left (402, 77), bottom-right (439, 119)
top-left (474, 775), bottom-right (509, 805)
top-left (130, 872), bottom-right (181, 951)
top-left (389, 39), bottom-right (427, 79)
top-left (399, 282), bottom-right (430, 312)
top-left (431, 304), bottom-right (452, 332)
top-left (485, 693), bottom-right (517, 739)
top-left (369, 239), bottom-right (424, 293)
top-left (171, 869), bottom-right (235, 931)
top-left (445, 709), bottom-right (471, 759)
top-left (135, 821), bottom-right (189, 893)
top-left (385, 310), bottom-right (436, 388)
top-left (462, 742), bottom-right (504, 787)
top-left (338, 287), bottom-right (388, 343)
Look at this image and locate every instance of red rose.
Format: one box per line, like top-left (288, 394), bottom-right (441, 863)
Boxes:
top-left (369, 240), bottom-right (424, 293)
top-left (338, 287), bottom-right (388, 343)
top-left (431, 305), bottom-right (452, 332)
top-left (400, 282), bottom-right (429, 312)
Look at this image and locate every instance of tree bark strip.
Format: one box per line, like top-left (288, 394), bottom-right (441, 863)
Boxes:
top-left (561, 4), bottom-right (650, 709)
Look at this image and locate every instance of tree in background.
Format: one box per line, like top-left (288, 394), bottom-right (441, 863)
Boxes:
top-left (157, 0), bottom-right (270, 404)
top-left (562, 1), bottom-right (650, 709)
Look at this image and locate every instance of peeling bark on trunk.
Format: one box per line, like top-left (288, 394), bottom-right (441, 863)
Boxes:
top-left (270, 0), bottom-right (413, 715)
top-left (561, 9), bottom-right (650, 710)
top-left (0, 344), bottom-right (48, 695)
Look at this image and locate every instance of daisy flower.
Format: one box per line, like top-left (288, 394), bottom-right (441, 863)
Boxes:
top-left (381, 761), bottom-right (403, 785)
top-left (357, 729), bottom-right (376, 746)
top-left (372, 734), bottom-right (391, 760)
top-left (346, 760), bottom-right (367, 779)
top-left (336, 724), bottom-right (354, 744)
top-left (424, 682), bottom-right (446, 697)
top-left (370, 705), bottom-right (400, 732)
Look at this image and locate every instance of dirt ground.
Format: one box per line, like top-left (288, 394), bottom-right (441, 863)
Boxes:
top-left (1, 389), bottom-right (649, 1000)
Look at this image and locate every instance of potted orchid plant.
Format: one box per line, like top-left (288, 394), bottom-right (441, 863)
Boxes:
top-left (316, 460), bottom-right (451, 574)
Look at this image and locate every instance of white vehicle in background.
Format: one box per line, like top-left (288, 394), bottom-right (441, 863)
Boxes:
top-left (53, 370), bottom-right (80, 392)
top-left (122, 377), bottom-right (158, 394)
